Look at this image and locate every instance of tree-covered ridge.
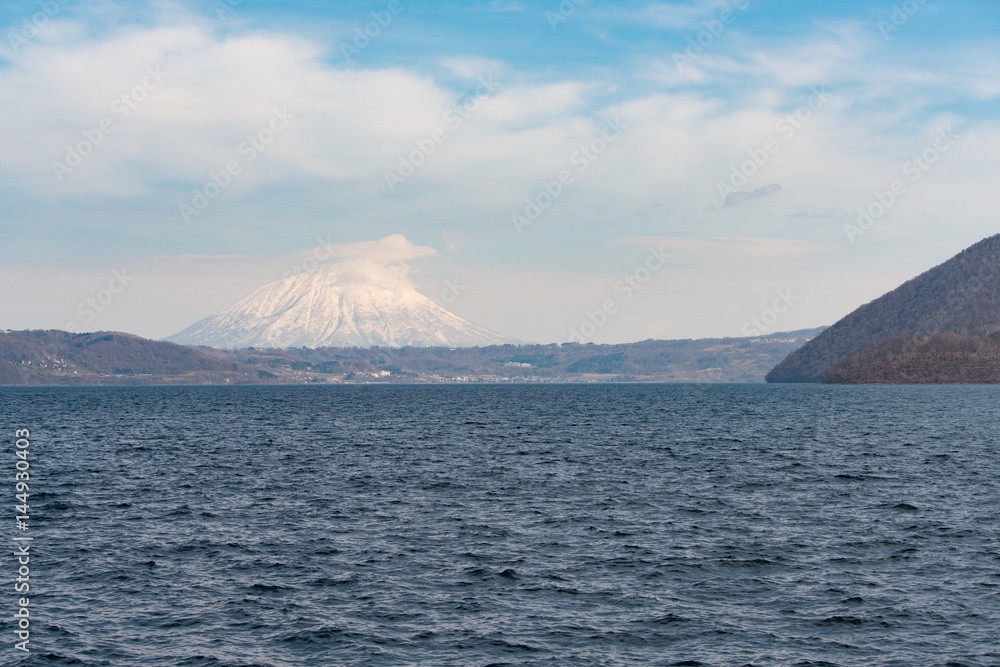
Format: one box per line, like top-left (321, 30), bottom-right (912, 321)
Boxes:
top-left (0, 330), bottom-right (237, 383)
top-left (824, 333), bottom-right (1000, 384)
top-left (767, 234), bottom-right (1000, 383)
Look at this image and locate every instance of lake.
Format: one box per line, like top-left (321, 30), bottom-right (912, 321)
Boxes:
top-left (3, 384), bottom-right (999, 666)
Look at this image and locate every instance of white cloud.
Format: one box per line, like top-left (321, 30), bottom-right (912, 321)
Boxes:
top-left (635, 0), bottom-right (734, 30)
top-left (0, 23), bottom-right (459, 193)
top-left (310, 233), bottom-right (436, 264)
top-left (3, 5), bottom-right (1000, 344)
top-left (435, 55), bottom-right (507, 81)
top-left (0, 20), bottom-right (602, 212)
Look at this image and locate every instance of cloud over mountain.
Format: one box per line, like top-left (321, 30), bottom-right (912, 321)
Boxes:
top-left (166, 235), bottom-right (519, 349)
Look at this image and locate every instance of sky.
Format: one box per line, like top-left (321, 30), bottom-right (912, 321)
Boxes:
top-left (1, 0), bottom-right (998, 344)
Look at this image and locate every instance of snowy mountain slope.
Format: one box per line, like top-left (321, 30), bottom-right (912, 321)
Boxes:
top-left (164, 263), bottom-right (519, 349)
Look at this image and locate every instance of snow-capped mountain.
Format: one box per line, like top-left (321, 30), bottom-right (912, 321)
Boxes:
top-left (164, 262), bottom-right (519, 349)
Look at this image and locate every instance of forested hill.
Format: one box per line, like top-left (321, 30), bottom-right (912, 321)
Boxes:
top-left (767, 234), bottom-right (1000, 383)
top-left (0, 330), bottom-right (239, 384)
top-left (824, 333), bottom-right (1000, 384)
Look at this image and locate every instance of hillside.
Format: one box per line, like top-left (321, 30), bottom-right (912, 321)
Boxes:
top-left (0, 330), bottom-right (245, 385)
top-left (767, 234), bottom-right (1000, 383)
top-left (824, 333), bottom-right (1000, 384)
top-left (0, 328), bottom-right (823, 385)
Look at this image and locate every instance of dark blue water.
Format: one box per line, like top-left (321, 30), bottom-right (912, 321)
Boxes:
top-left (2, 385), bottom-right (999, 666)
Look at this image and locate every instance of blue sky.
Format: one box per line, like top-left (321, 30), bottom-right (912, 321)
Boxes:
top-left (1, 0), bottom-right (999, 343)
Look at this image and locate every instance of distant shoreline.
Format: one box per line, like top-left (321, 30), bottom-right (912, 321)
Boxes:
top-left (0, 328), bottom-right (824, 386)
